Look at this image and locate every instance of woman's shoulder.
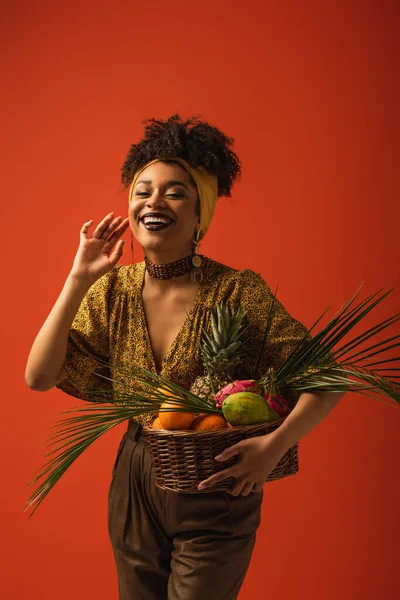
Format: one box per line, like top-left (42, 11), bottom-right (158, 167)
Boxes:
top-left (109, 258), bottom-right (270, 296)
top-left (79, 263), bottom-right (143, 308)
top-left (204, 257), bottom-right (270, 290)
top-left (100, 261), bottom-right (144, 291)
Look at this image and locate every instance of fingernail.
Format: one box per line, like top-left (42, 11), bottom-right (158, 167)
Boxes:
top-left (198, 484), bottom-right (205, 490)
top-left (215, 455), bottom-right (222, 461)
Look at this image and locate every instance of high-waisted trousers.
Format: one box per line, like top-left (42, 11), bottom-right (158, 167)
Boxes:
top-left (108, 419), bottom-right (264, 600)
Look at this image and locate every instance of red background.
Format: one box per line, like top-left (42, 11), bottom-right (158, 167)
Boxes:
top-left (1, 1), bottom-right (399, 598)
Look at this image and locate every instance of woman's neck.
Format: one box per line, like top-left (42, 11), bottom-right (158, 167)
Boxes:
top-left (144, 269), bottom-right (195, 291)
top-left (143, 247), bottom-right (200, 290)
top-left (144, 247), bottom-right (193, 265)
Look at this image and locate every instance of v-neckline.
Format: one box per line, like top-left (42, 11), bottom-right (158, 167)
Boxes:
top-left (136, 258), bottom-right (208, 375)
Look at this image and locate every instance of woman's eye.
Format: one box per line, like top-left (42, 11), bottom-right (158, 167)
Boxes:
top-left (135, 192), bottom-right (182, 198)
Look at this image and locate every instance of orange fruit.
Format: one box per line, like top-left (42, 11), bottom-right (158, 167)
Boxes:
top-left (227, 422), bottom-right (234, 428)
top-left (151, 416), bottom-right (165, 429)
top-left (158, 399), bottom-right (195, 430)
top-left (153, 386), bottom-right (177, 403)
top-left (190, 413), bottom-right (228, 431)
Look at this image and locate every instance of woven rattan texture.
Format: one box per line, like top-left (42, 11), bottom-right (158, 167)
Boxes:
top-left (143, 418), bottom-right (298, 493)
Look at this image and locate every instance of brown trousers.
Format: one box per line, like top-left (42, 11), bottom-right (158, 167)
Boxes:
top-left (108, 420), bottom-right (263, 600)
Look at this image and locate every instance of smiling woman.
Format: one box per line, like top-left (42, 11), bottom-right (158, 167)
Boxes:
top-left (128, 161), bottom-right (200, 262)
top-left (25, 114), bottom-right (342, 600)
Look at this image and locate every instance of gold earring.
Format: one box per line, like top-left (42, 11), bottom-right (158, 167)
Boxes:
top-left (191, 226), bottom-right (203, 283)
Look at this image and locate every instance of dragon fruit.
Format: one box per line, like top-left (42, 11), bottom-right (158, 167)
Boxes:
top-left (215, 380), bottom-right (262, 409)
top-left (215, 378), bottom-right (292, 418)
top-left (265, 393), bottom-right (291, 418)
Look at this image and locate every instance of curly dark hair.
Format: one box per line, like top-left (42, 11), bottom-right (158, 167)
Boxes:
top-left (120, 114), bottom-right (241, 197)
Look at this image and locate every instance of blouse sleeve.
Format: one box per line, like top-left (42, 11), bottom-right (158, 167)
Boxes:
top-left (55, 270), bottom-right (116, 402)
top-left (233, 269), bottom-right (338, 404)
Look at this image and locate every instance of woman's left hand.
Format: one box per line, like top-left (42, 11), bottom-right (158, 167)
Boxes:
top-left (197, 432), bottom-right (287, 497)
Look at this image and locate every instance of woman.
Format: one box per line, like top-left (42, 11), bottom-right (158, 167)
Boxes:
top-left (25, 114), bottom-right (343, 600)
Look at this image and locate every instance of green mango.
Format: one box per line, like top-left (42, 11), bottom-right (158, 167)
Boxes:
top-left (222, 392), bottom-right (280, 426)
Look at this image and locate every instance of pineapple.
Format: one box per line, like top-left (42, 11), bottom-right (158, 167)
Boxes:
top-left (190, 303), bottom-right (249, 405)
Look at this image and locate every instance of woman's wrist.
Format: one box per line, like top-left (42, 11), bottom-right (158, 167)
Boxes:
top-left (261, 390), bottom-right (345, 453)
top-left (257, 427), bottom-right (291, 457)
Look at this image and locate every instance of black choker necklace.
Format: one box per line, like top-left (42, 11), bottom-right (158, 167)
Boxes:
top-left (145, 253), bottom-right (204, 281)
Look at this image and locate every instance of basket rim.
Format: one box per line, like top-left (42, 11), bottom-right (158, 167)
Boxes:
top-left (143, 417), bottom-right (286, 437)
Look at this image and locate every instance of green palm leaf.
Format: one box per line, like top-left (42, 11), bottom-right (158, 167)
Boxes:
top-left (26, 284), bottom-right (400, 516)
top-left (285, 364), bottom-right (400, 407)
top-left (276, 286), bottom-right (400, 387)
top-left (25, 365), bottom-right (220, 517)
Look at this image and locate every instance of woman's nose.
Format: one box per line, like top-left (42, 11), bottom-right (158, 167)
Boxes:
top-left (145, 192), bottom-right (166, 209)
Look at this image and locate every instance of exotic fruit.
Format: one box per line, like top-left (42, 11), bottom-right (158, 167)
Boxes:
top-left (215, 379), bottom-right (292, 418)
top-left (158, 399), bottom-right (195, 430)
top-left (190, 303), bottom-right (249, 404)
top-left (215, 380), bottom-right (262, 408)
top-left (221, 392), bottom-right (280, 426)
top-left (190, 413), bottom-right (229, 431)
top-left (151, 416), bottom-right (165, 429)
top-left (266, 393), bottom-right (291, 418)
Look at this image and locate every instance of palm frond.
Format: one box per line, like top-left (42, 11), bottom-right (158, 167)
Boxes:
top-left (333, 318), bottom-right (400, 361)
top-left (25, 365), bottom-right (221, 517)
top-left (27, 283), bottom-right (400, 517)
top-left (276, 286), bottom-right (399, 388)
top-left (286, 364), bottom-right (400, 407)
top-left (25, 413), bottom-right (129, 517)
top-left (310, 289), bottom-right (396, 366)
top-left (276, 282), bottom-right (371, 379)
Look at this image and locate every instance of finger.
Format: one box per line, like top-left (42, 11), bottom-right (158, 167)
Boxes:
top-left (215, 443), bottom-right (244, 462)
top-left (94, 215), bottom-right (122, 240)
top-left (240, 481), bottom-right (256, 497)
top-left (109, 239), bottom-right (125, 266)
top-left (80, 219), bottom-right (94, 239)
top-left (252, 481), bottom-right (264, 493)
top-left (104, 218), bottom-right (130, 246)
top-left (229, 480), bottom-right (247, 497)
top-left (91, 212), bottom-right (115, 239)
top-left (198, 467), bottom-right (236, 490)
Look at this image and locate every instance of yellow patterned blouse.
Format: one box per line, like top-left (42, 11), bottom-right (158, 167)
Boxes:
top-left (56, 256), bottom-right (328, 426)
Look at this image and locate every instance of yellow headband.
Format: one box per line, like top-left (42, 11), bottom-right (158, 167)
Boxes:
top-left (128, 157), bottom-right (218, 241)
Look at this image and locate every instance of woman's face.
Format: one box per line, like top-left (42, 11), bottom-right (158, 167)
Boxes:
top-left (128, 161), bottom-right (200, 260)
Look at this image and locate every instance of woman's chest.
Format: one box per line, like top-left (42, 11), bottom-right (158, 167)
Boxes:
top-left (141, 288), bottom-right (199, 373)
top-left (109, 286), bottom-right (208, 385)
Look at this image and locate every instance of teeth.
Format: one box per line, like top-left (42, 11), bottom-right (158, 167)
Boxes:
top-left (142, 216), bottom-right (172, 225)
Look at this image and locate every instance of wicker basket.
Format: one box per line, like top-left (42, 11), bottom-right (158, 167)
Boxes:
top-left (143, 417), bottom-right (298, 493)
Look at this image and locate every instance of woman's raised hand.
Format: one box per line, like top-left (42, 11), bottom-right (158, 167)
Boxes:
top-left (70, 212), bottom-right (130, 284)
